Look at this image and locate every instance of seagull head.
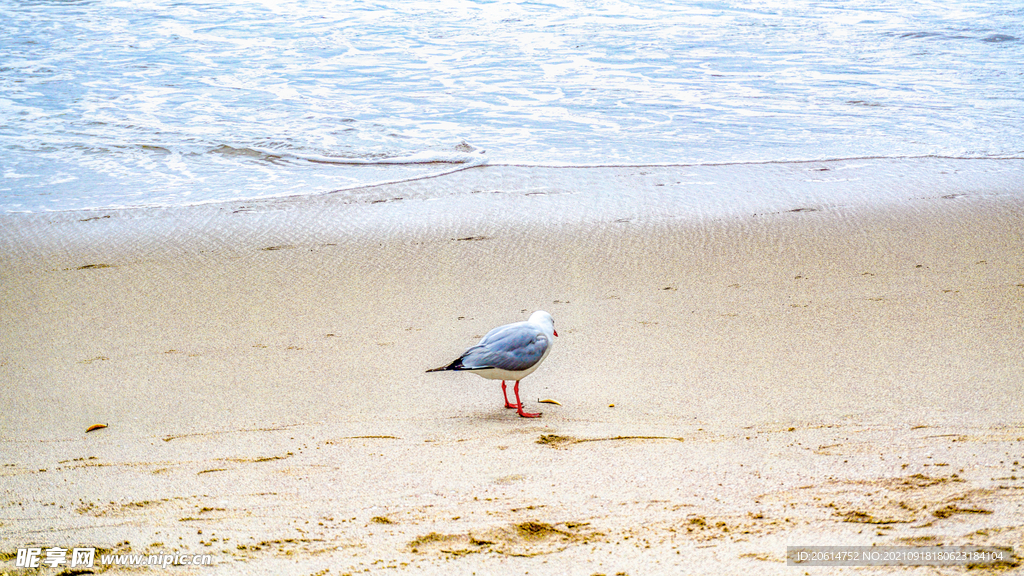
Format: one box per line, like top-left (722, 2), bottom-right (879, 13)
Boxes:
top-left (529, 310), bottom-right (557, 338)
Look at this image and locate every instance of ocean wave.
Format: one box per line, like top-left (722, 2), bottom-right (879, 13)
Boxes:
top-left (249, 147), bottom-right (490, 167)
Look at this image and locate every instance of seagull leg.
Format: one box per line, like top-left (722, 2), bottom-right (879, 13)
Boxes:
top-left (501, 380), bottom-right (519, 409)
top-left (513, 380), bottom-right (541, 418)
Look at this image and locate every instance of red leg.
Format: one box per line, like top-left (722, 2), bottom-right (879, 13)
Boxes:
top-left (501, 380), bottom-right (518, 409)
top-left (513, 380), bottom-right (541, 418)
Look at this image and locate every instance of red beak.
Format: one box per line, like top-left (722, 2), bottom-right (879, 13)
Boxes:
top-left (553, 329), bottom-right (559, 337)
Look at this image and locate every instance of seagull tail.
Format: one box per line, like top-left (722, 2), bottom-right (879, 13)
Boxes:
top-left (426, 358), bottom-right (465, 373)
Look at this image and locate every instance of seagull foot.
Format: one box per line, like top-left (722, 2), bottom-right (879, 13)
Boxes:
top-left (511, 381), bottom-right (541, 417)
top-left (501, 381), bottom-right (519, 409)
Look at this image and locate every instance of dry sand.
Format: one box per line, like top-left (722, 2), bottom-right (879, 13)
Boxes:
top-left (1, 160), bottom-right (1023, 575)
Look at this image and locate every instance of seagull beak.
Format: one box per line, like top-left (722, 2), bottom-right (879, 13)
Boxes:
top-left (553, 329), bottom-right (559, 337)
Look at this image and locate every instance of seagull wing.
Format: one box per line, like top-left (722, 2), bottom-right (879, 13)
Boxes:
top-left (458, 324), bottom-right (549, 372)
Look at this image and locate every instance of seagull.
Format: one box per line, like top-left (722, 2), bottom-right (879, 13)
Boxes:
top-left (427, 311), bottom-right (558, 418)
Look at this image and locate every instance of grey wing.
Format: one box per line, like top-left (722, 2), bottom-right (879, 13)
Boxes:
top-left (478, 320), bottom-right (520, 343)
top-left (459, 326), bottom-right (549, 372)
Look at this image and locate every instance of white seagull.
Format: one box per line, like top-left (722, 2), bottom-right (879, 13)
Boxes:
top-left (427, 311), bottom-right (558, 418)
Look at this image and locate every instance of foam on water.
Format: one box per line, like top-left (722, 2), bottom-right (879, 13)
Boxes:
top-left (1, 0), bottom-right (1022, 212)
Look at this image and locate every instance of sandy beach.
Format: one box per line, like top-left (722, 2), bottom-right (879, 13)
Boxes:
top-left (1, 159), bottom-right (1022, 575)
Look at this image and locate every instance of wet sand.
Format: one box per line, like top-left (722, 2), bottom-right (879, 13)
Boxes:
top-left (1, 160), bottom-right (1023, 574)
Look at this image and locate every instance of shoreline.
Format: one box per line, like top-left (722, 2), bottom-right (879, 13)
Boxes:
top-left (3, 157), bottom-right (1024, 248)
top-left (4, 155), bottom-right (1023, 217)
top-left (1, 160), bottom-right (1022, 574)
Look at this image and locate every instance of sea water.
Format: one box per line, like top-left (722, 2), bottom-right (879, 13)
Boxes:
top-left (1, 0), bottom-right (1022, 213)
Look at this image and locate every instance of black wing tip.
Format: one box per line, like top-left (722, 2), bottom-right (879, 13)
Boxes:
top-left (426, 359), bottom-right (499, 373)
top-left (426, 358), bottom-right (465, 373)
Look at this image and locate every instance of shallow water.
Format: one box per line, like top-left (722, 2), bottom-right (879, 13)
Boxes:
top-left (1, 0), bottom-right (1022, 212)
